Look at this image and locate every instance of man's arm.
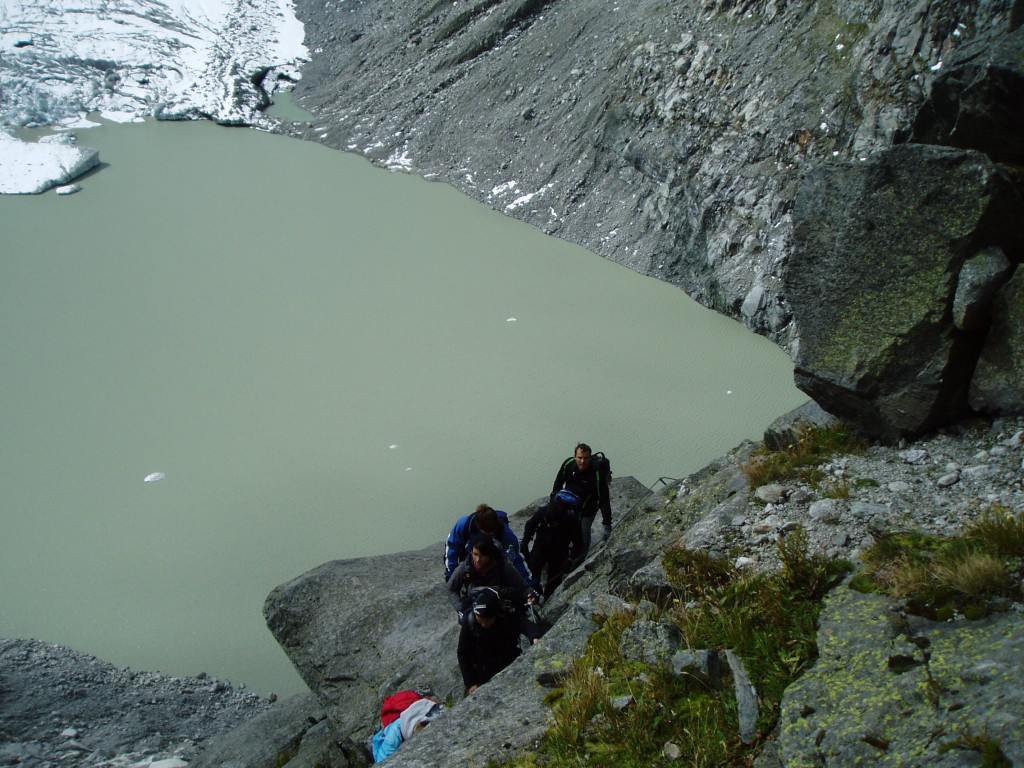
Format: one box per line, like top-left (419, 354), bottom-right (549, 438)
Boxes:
top-left (446, 564), bottom-right (470, 615)
top-left (551, 457), bottom-right (570, 496)
top-left (598, 467), bottom-right (612, 528)
top-left (444, 517), bottom-right (471, 580)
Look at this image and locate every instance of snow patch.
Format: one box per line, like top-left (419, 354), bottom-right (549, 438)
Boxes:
top-left (385, 146), bottom-right (413, 171)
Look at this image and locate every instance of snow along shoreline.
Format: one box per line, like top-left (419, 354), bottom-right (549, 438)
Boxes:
top-left (0, 0), bottom-right (308, 194)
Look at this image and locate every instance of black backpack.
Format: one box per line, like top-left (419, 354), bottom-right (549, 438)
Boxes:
top-left (558, 451), bottom-right (612, 482)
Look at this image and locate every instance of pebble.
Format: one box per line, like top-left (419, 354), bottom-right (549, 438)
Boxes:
top-left (962, 464), bottom-right (993, 479)
top-left (901, 449), bottom-right (929, 464)
top-left (755, 483), bottom-right (786, 503)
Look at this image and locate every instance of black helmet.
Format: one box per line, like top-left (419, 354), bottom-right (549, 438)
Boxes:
top-left (471, 588), bottom-right (501, 618)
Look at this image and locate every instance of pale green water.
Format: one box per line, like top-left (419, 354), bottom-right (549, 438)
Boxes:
top-left (264, 90), bottom-right (316, 122)
top-left (0, 119), bottom-right (806, 696)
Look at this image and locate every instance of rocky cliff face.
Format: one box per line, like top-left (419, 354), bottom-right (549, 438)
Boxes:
top-left (284, 0), bottom-right (1023, 441)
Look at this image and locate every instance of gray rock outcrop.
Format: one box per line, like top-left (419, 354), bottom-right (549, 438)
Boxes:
top-left (971, 269), bottom-right (1024, 414)
top-left (763, 401), bottom-right (839, 452)
top-left (911, 24), bottom-right (1024, 164)
top-left (778, 587), bottom-right (1024, 767)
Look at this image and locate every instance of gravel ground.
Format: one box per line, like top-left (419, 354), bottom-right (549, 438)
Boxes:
top-left (0, 638), bottom-right (273, 768)
top-left (679, 415), bottom-right (1024, 576)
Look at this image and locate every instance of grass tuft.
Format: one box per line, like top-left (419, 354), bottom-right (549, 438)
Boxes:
top-left (741, 423), bottom-right (867, 486)
top-left (504, 532), bottom-right (850, 767)
top-left (857, 510), bottom-right (1024, 620)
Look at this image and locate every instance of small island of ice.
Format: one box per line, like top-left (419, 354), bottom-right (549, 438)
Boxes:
top-left (0, 132), bottom-right (100, 194)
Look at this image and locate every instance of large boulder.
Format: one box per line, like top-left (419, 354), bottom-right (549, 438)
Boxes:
top-left (263, 545), bottom-right (462, 741)
top-left (970, 268), bottom-right (1024, 413)
top-left (787, 144), bottom-right (1023, 442)
top-left (763, 400), bottom-right (839, 452)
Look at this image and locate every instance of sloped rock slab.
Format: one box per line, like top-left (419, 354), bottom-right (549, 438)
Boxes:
top-left (778, 587), bottom-right (1024, 766)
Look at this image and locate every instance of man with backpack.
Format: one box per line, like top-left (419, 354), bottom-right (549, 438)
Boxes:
top-left (521, 493), bottom-right (583, 599)
top-left (551, 443), bottom-right (612, 560)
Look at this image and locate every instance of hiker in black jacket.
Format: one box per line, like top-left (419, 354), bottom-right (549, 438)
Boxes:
top-left (521, 495), bottom-right (583, 599)
top-left (457, 588), bottom-right (540, 695)
top-left (446, 537), bottom-right (537, 620)
top-left (551, 442), bottom-right (611, 559)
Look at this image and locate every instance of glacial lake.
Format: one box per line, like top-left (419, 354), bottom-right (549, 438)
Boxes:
top-left (0, 117), bottom-right (807, 696)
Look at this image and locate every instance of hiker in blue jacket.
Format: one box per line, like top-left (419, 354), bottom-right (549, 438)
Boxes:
top-left (551, 443), bottom-right (612, 560)
top-left (444, 503), bottom-right (532, 584)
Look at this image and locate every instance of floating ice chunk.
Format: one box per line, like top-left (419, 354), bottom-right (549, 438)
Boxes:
top-left (389, 444), bottom-right (398, 449)
top-left (144, 472), bottom-right (165, 483)
top-left (726, 390), bottom-right (733, 395)
top-left (507, 317), bottom-right (517, 322)
top-left (0, 133), bottom-right (99, 194)
top-left (99, 110), bottom-right (144, 124)
top-left (405, 467), bottom-right (413, 471)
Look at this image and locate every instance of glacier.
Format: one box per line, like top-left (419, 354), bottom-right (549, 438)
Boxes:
top-left (0, 0), bottom-right (308, 193)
